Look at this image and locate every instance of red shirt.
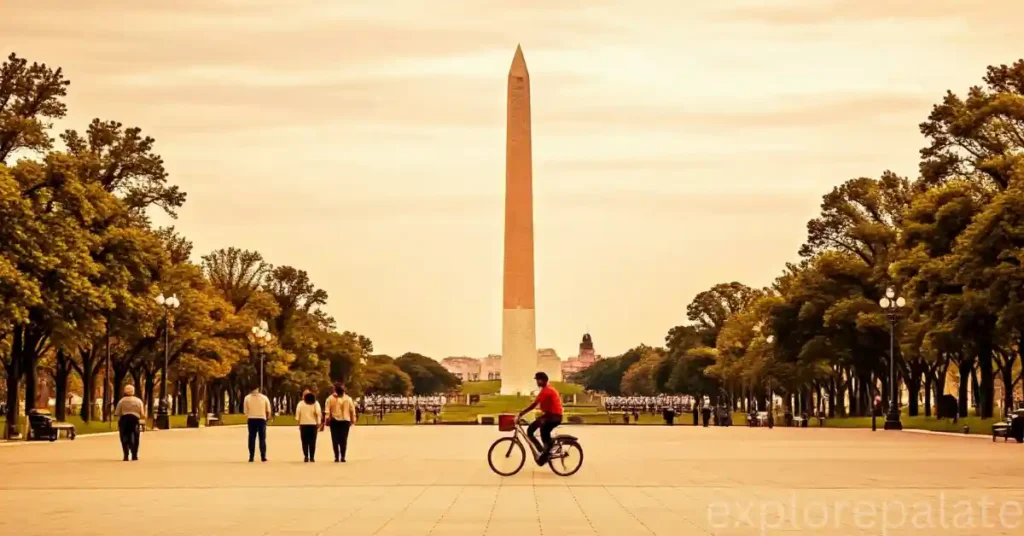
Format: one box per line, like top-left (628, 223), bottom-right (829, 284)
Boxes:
top-left (536, 386), bottom-right (563, 416)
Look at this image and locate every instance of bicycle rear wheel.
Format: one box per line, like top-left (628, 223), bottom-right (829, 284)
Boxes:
top-left (488, 437), bottom-right (526, 476)
top-left (548, 440), bottom-right (583, 476)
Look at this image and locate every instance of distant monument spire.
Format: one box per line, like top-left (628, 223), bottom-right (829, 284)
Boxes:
top-left (501, 45), bottom-right (537, 395)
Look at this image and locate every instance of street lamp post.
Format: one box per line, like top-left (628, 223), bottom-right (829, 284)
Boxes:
top-left (250, 321), bottom-right (273, 394)
top-left (155, 293), bottom-right (180, 429)
top-left (765, 335), bottom-right (775, 429)
top-left (879, 287), bottom-right (906, 431)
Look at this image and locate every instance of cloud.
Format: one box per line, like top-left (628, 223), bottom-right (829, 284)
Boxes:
top-left (541, 93), bottom-right (933, 130)
top-left (716, 0), bottom-right (1022, 26)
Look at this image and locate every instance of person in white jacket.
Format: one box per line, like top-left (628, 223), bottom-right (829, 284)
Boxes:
top-left (295, 389), bottom-right (323, 462)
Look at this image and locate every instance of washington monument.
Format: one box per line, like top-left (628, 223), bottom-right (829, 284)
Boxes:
top-left (501, 45), bottom-right (538, 395)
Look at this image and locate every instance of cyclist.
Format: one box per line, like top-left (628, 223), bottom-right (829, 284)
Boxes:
top-left (517, 372), bottom-right (563, 464)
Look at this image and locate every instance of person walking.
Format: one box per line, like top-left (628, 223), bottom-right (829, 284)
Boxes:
top-left (324, 383), bottom-right (356, 462)
top-left (295, 389), bottom-right (322, 462)
top-left (244, 387), bottom-right (271, 462)
top-left (113, 385), bottom-right (146, 461)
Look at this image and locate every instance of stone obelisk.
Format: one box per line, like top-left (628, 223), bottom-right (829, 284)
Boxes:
top-left (501, 45), bottom-right (538, 395)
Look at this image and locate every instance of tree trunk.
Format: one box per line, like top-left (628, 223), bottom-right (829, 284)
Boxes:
top-left (907, 370), bottom-right (921, 417)
top-left (958, 363), bottom-right (971, 418)
top-left (1000, 362), bottom-right (1015, 419)
top-left (924, 374), bottom-right (932, 418)
top-left (113, 367), bottom-right (128, 406)
top-left (144, 369), bottom-right (156, 418)
top-left (828, 379), bottom-right (837, 418)
top-left (4, 357), bottom-right (20, 439)
top-left (970, 365), bottom-right (980, 412)
top-left (24, 355), bottom-right (37, 416)
top-left (977, 336), bottom-right (994, 419)
top-left (79, 357), bottom-right (95, 422)
top-left (190, 378), bottom-right (200, 414)
top-left (54, 350), bottom-right (69, 422)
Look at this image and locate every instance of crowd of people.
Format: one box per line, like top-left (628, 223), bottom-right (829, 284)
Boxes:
top-left (603, 395), bottom-right (694, 414)
top-left (109, 383), bottom-right (359, 463)
top-left (358, 394), bottom-right (447, 413)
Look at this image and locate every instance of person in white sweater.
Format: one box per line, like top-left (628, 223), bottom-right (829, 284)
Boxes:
top-left (295, 390), bottom-right (323, 462)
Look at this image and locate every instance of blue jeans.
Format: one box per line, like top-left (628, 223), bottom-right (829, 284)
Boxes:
top-left (247, 418), bottom-right (267, 460)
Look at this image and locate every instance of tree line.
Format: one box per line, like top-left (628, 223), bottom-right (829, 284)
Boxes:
top-left (0, 53), bottom-right (456, 437)
top-left (577, 58), bottom-right (1024, 420)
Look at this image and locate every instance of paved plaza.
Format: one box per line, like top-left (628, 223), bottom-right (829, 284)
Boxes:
top-left (1, 425), bottom-right (1022, 535)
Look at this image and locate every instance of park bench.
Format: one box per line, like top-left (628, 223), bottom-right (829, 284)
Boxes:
top-left (206, 413), bottom-right (221, 426)
top-left (27, 411), bottom-right (76, 441)
top-left (992, 409), bottom-right (1024, 443)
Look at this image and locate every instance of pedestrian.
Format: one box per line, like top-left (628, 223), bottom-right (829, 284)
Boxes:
top-left (415, 405), bottom-right (422, 424)
top-left (244, 386), bottom-right (271, 462)
top-left (324, 383), bottom-right (356, 462)
top-left (295, 389), bottom-right (322, 462)
top-left (113, 385), bottom-right (145, 461)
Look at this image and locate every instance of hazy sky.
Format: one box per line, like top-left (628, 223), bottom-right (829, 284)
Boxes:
top-left (4, 0), bottom-right (1023, 359)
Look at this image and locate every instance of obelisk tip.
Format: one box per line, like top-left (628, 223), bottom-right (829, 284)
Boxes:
top-left (510, 44), bottom-right (528, 75)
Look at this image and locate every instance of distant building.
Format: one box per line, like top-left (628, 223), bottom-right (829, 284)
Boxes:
top-left (441, 355), bottom-right (501, 382)
top-left (536, 348), bottom-right (563, 383)
top-left (442, 350), bottom-right (563, 384)
top-left (441, 334), bottom-right (602, 385)
top-left (561, 333), bottom-right (601, 379)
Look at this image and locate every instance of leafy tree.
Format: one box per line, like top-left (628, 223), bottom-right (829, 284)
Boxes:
top-left (202, 248), bottom-right (270, 313)
top-left (0, 53), bottom-right (69, 163)
top-left (576, 348), bottom-right (642, 395)
top-left (394, 352), bottom-right (460, 395)
top-left (620, 346), bottom-right (663, 395)
top-left (360, 363), bottom-right (413, 395)
top-left (686, 282), bottom-right (760, 346)
top-left (61, 119), bottom-right (185, 216)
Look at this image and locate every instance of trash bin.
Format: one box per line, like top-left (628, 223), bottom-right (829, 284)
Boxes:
top-left (186, 413), bottom-right (200, 428)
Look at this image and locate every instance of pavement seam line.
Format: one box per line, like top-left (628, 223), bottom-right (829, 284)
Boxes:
top-left (370, 485), bottom-right (431, 535)
top-left (603, 485), bottom-right (656, 535)
top-left (566, 483), bottom-right (599, 535)
top-left (426, 485), bottom-right (465, 535)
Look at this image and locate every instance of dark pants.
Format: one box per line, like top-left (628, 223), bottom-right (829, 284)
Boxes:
top-left (329, 420), bottom-right (351, 460)
top-left (118, 415), bottom-right (140, 460)
top-left (247, 418), bottom-right (267, 460)
top-left (527, 415), bottom-right (562, 457)
top-left (299, 425), bottom-right (318, 460)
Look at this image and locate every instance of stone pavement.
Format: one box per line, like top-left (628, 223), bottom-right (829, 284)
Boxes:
top-left (0, 425), bottom-right (1021, 535)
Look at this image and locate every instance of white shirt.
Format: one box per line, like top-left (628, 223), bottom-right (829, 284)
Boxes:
top-left (295, 401), bottom-right (323, 425)
top-left (243, 392), bottom-right (271, 420)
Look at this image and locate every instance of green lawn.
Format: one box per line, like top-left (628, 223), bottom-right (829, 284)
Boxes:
top-left (822, 413), bottom-right (998, 436)
top-left (458, 381), bottom-right (584, 396)
top-left (1, 413), bottom-right (211, 437)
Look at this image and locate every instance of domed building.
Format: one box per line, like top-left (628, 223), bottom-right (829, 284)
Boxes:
top-left (561, 333), bottom-right (601, 378)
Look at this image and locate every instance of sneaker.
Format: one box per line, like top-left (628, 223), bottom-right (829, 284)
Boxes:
top-left (122, 457), bottom-right (129, 462)
top-left (261, 458), bottom-right (267, 463)
top-left (303, 457), bottom-right (308, 463)
top-left (248, 458), bottom-right (254, 463)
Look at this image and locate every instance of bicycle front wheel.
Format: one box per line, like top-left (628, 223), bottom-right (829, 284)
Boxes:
top-left (488, 437), bottom-right (526, 476)
top-left (548, 440), bottom-right (583, 476)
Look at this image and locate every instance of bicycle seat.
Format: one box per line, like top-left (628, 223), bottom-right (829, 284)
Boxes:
top-left (553, 434), bottom-right (577, 441)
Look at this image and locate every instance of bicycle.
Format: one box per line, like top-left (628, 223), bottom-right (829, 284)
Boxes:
top-left (487, 417), bottom-right (584, 477)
